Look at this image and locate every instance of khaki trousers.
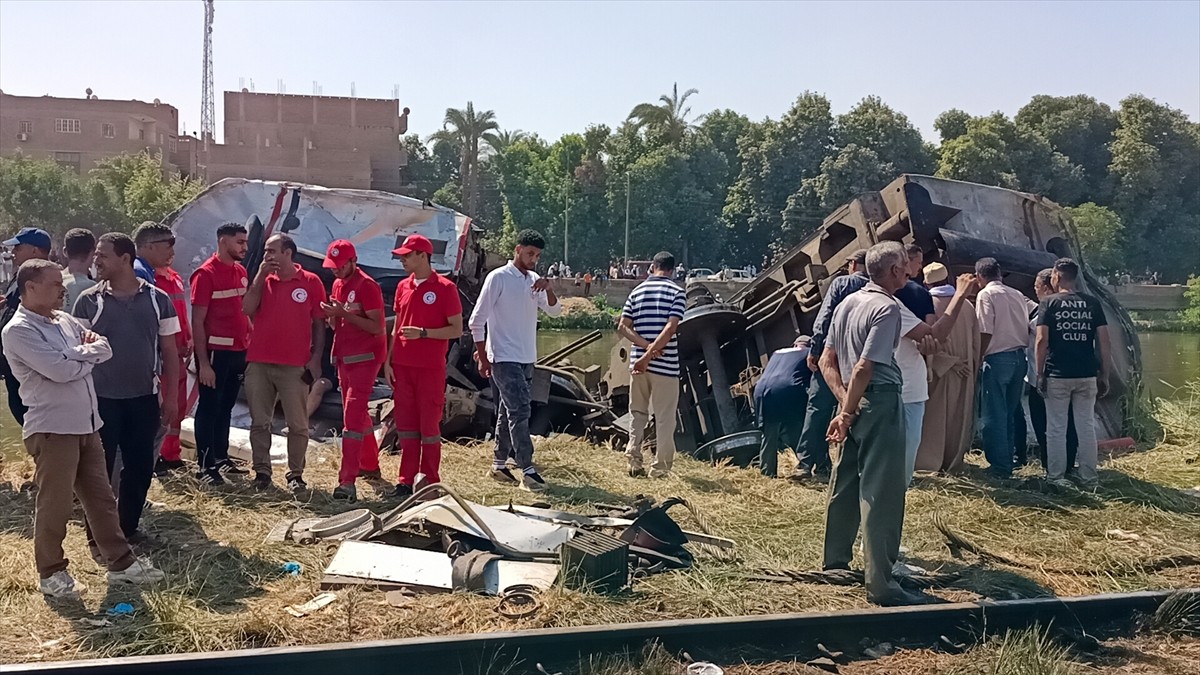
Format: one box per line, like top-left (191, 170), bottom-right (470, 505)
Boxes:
top-left (625, 371), bottom-right (680, 477)
top-left (25, 432), bottom-right (136, 579)
top-left (245, 362), bottom-right (310, 480)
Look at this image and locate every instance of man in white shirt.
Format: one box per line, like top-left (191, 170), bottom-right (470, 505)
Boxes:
top-left (468, 230), bottom-right (561, 492)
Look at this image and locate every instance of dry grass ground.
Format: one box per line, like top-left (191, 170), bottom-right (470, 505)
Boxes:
top-left (573, 632), bottom-right (1200, 675)
top-left (1, 392), bottom-right (1198, 670)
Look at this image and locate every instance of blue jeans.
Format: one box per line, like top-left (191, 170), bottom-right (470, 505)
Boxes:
top-left (491, 362), bottom-right (535, 471)
top-left (796, 369), bottom-right (835, 472)
top-left (979, 350), bottom-right (1027, 477)
top-left (902, 401), bottom-right (925, 486)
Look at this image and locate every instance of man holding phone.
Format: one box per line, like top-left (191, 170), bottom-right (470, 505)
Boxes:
top-left (242, 233), bottom-right (327, 494)
top-left (321, 239), bottom-right (387, 503)
top-left (384, 234), bottom-right (462, 499)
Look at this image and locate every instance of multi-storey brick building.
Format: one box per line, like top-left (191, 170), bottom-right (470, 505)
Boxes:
top-left (2, 88), bottom-right (411, 194)
top-left (181, 90), bottom-right (409, 193)
top-left (0, 89), bottom-right (184, 174)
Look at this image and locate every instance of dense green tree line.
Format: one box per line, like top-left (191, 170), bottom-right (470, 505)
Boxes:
top-left (2, 90), bottom-right (1194, 280)
top-left (0, 151), bottom-right (203, 239)
top-left (408, 89), bottom-right (1199, 280)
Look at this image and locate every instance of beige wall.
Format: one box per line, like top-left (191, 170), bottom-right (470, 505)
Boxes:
top-left (0, 92), bottom-right (181, 174)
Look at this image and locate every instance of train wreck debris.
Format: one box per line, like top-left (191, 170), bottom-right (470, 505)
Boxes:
top-left (166, 175), bottom-right (1141, 468)
top-left (269, 483), bottom-right (731, 597)
top-left (675, 174), bottom-right (1143, 463)
top-left (166, 178), bottom-right (623, 445)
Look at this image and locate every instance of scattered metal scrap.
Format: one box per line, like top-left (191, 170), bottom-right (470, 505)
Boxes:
top-left (273, 484), bottom-right (736, 600)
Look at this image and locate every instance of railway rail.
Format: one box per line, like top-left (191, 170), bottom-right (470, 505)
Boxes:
top-left (10, 588), bottom-right (1196, 674)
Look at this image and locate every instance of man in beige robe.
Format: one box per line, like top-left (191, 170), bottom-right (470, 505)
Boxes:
top-left (916, 263), bottom-right (980, 473)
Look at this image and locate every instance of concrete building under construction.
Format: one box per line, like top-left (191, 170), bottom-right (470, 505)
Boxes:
top-left (176, 90), bottom-right (410, 193)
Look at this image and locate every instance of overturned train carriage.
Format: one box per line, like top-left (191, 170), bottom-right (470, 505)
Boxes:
top-left (165, 178), bottom-right (618, 440)
top-left (679, 175), bottom-right (1141, 461)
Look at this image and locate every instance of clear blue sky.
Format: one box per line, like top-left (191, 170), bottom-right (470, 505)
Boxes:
top-left (2, 0), bottom-right (1197, 144)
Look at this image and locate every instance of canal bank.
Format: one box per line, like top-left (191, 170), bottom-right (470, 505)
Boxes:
top-left (2, 330), bottom-right (1198, 462)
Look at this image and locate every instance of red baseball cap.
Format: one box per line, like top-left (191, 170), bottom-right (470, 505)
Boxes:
top-left (393, 234), bottom-right (433, 256)
top-left (323, 239), bottom-right (357, 268)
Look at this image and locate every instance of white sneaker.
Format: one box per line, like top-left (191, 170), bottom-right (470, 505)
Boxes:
top-left (1049, 478), bottom-right (1076, 491)
top-left (892, 561), bottom-right (928, 577)
top-left (107, 558), bottom-right (165, 585)
top-left (40, 570), bottom-right (87, 597)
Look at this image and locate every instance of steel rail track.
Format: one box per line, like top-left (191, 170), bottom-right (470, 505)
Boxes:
top-left (9, 589), bottom-right (1196, 675)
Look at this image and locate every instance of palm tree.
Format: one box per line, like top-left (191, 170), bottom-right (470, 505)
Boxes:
top-left (428, 102), bottom-right (499, 215)
top-left (483, 128), bottom-right (529, 155)
top-left (626, 83), bottom-right (699, 144)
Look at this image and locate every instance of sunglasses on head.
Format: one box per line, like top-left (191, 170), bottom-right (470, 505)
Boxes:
top-left (151, 236), bottom-right (176, 246)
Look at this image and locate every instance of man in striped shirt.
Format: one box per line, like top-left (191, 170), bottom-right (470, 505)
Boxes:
top-left (618, 251), bottom-right (686, 478)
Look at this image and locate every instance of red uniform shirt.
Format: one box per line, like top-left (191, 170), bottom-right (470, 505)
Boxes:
top-left (391, 271), bottom-right (463, 368)
top-left (246, 265), bottom-right (328, 367)
top-left (155, 267), bottom-right (191, 351)
top-left (331, 267), bottom-right (386, 361)
top-left (189, 254), bottom-right (250, 351)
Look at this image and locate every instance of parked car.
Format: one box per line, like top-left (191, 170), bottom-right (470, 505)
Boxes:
top-left (687, 267), bottom-right (715, 280)
top-left (718, 268), bottom-right (754, 282)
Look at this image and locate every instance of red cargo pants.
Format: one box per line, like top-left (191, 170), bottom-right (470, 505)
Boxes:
top-left (337, 356), bottom-right (383, 486)
top-left (158, 356), bottom-right (189, 462)
top-left (393, 364), bottom-right (447, 486)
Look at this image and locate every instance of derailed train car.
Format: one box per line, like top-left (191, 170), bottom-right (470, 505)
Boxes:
top-left (678, 175), bottom-right (1142, 462)
top-left (165, 178), bottom-right (618, 441)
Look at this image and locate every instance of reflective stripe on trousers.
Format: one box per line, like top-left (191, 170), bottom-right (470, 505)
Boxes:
top-left (338, 357), bottom-right (383, 485)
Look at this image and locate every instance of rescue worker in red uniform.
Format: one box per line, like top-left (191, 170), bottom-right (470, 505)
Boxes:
top-left (383, 234), bottom-right (463, 499)
top-left (321, 240), bottom-right (386, 503)
top-left (134, 222), bottom-right (193, 477)
top-left (190, 222), bottom-right (252, 485)
top-left (243, 233), bottom-right (327, 495)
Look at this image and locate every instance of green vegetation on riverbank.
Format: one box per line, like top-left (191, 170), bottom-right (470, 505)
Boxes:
top-left (539, 296), bottom-right (619, 330)
top-left (1133, 278), bottom-right (1200, 332)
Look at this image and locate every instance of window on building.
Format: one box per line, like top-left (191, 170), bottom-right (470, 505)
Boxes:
top-left (54, 152), bottom-right (81, 173)
top-left (169, 137), bottom-right (178, 153)
top-left (102, 123), bottom-right (115, 138)
top-left (138, 128), bottom-right (145, 141)
top-left (158, 133), bottom-right (164, 146)
top-left (55, 119), bottom-right (81, 134)
top-left (19, 121), bottom-right (33, 134)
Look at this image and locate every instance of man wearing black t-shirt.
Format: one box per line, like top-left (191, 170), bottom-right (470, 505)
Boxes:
top-left (1035, 258), bottom-right (1110, 489)
top-left (895, 244), bottom-right (935, 325)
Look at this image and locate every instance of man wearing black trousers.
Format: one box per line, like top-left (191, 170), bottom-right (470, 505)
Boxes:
top-left (73, 233), bottom-right (179, 540)
top-left (189, 223), bottom-right (252, 485)
top-left (0, 227), bottom-right (52, 425)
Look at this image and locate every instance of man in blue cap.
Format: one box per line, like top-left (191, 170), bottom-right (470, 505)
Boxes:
top-left (0, 227), bottom-right (53, 424)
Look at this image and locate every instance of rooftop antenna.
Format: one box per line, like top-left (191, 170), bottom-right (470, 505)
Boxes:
top-left (278, 79), bottom-right (285, 94)
top-left (200, 0), bottom-right (215, 148)
top-left (351, 81), bottom-right (356, 98)
top-left (249, 78), bottom-right (255, 92)
top-left (239, 76), bottom-right (245, 90)
top-left (392, 84), bottom-right (399, 99)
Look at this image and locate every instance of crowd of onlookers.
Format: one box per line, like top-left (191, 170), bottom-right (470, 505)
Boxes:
top-left (0, 219), bottom-right (1111, 609)
top-left (753, 242), bottom-right (1111, 605)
